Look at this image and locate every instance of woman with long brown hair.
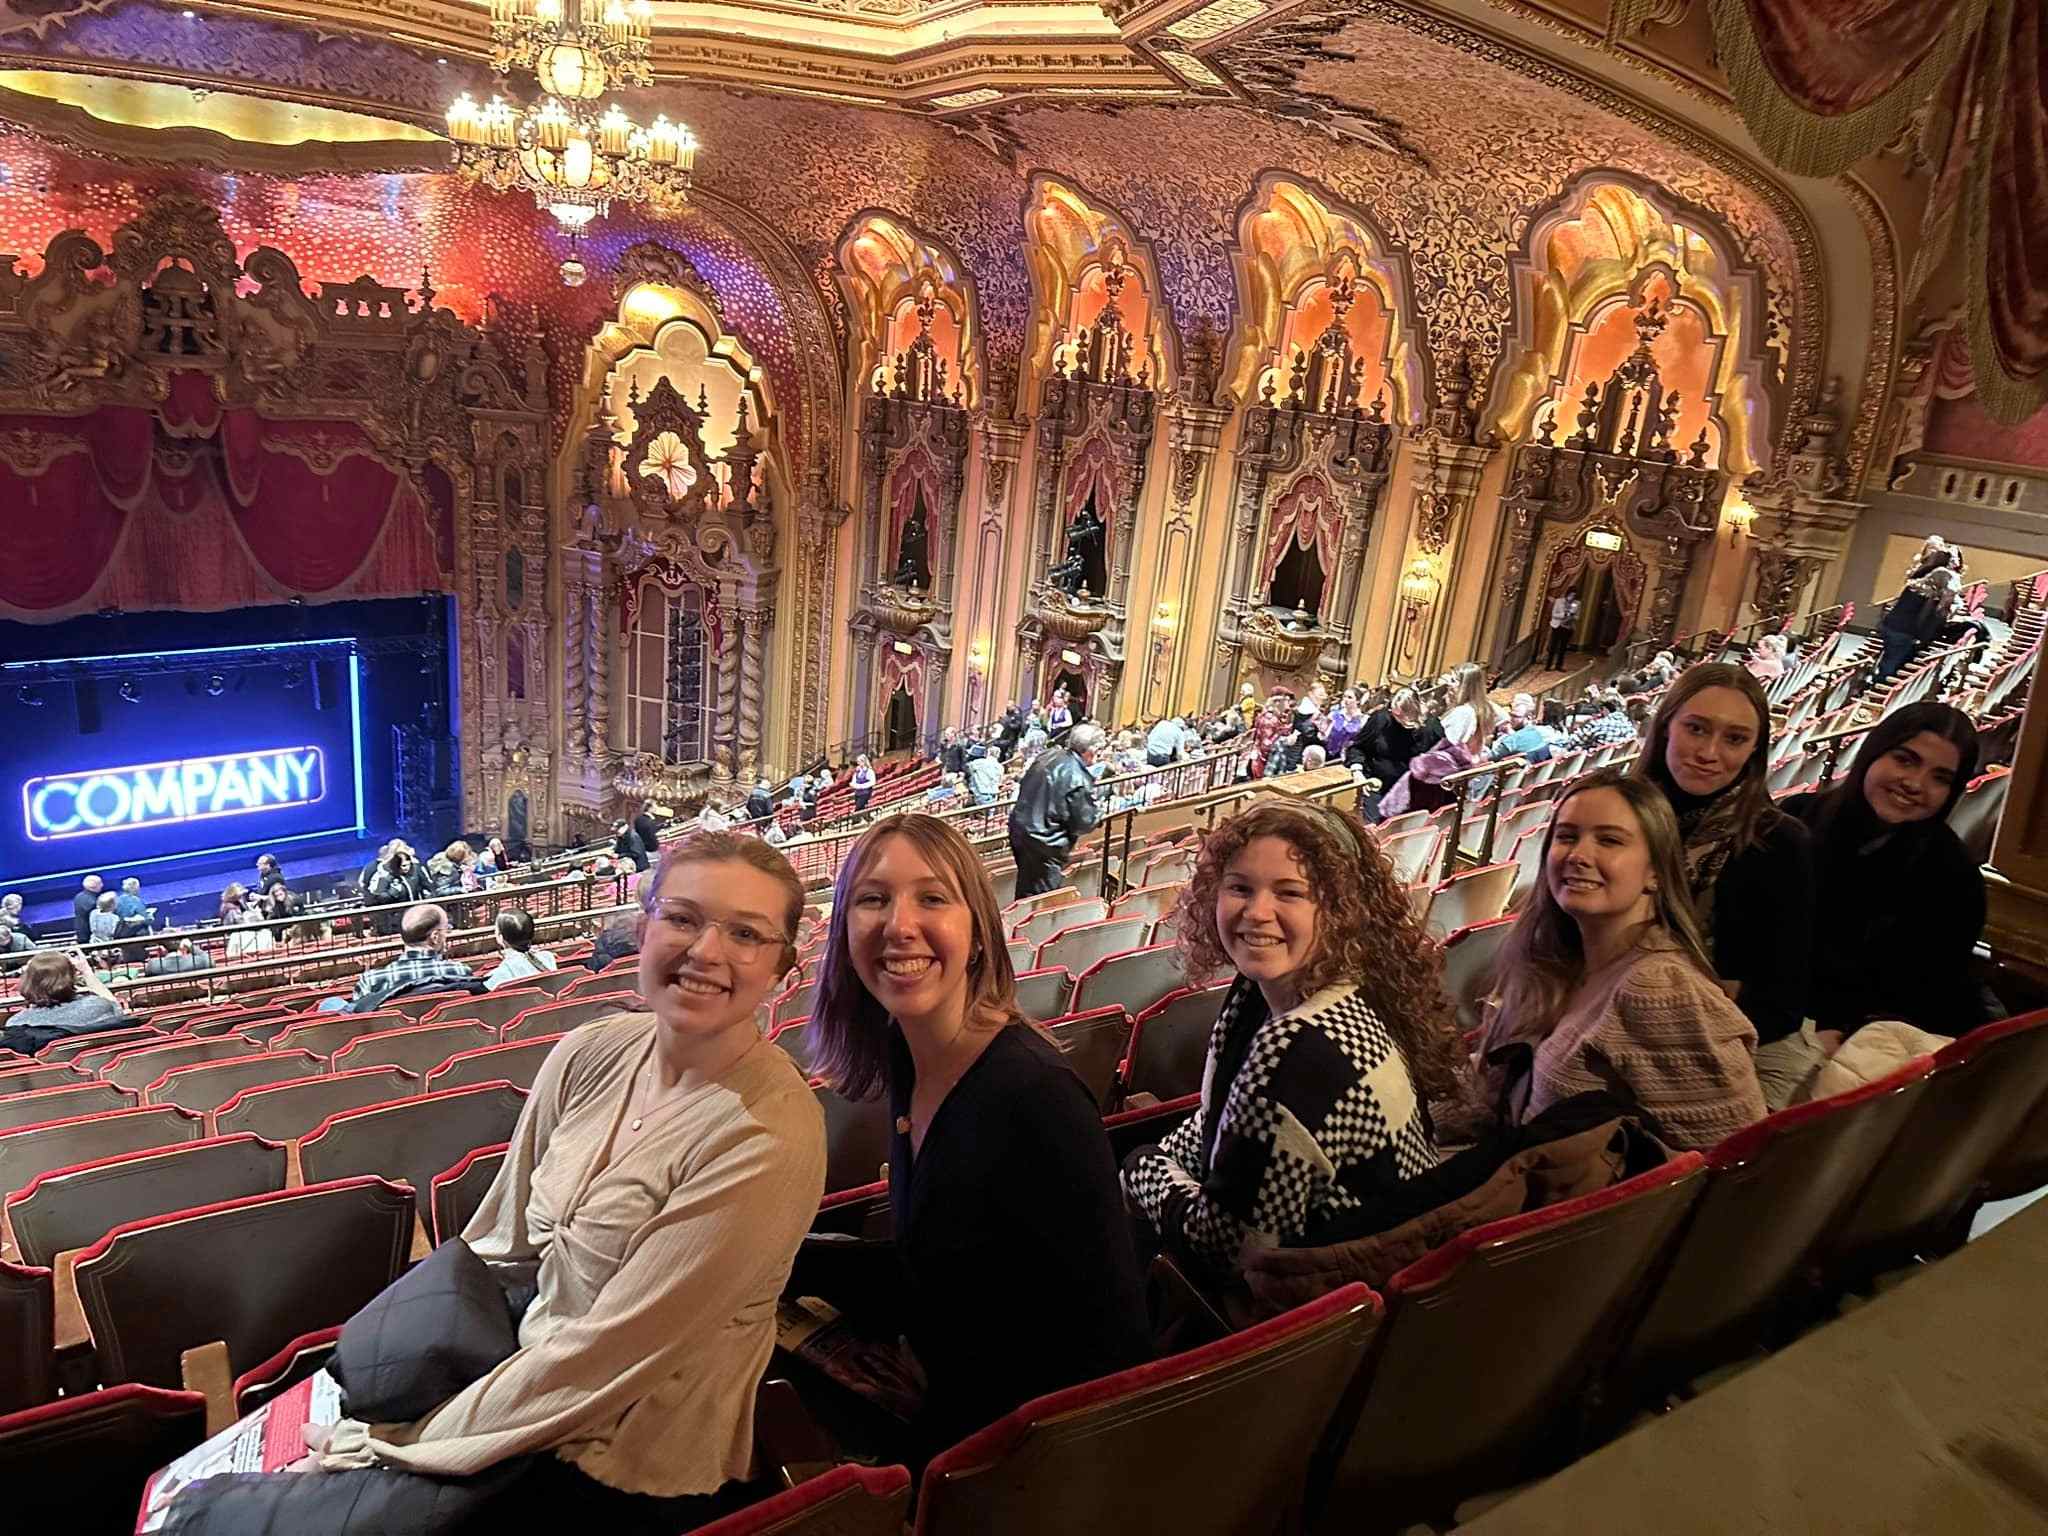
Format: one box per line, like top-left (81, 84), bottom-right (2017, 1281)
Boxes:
top-left (1476, 768), bottom-right (1765, 1149)
top-left (1122, 798), bottom-right (1464, 1280)
top-left (804, 812), bottom-right (1148, 1457)
top-left (1631, 662), bottom-right (1813, 1053)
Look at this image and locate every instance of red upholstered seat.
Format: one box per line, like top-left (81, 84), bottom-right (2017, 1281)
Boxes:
top-left (1013, 898), bottom-right (1110, 948)
top-left (915, 1284), bottom-right (1381, 1536)
top-left (814, 1081), bottom-right (892, 1197)
top-left (429, 1143), bottom-right (510, 1245)
top-left (0, 1103), bottom-right (205, 1199)
top-left (689, 1463), bottom-right (911, 1536)
top-left (298, 1081), bottom-right (527, 1200)
top-left (100, 1036), bottom-right (260, 1095)
top-left (72, 1176), bottom-right (415, 1389)
top-left (384, 989), bottom-right (475, 1021)
top-left (425, 1035), bottom-right (563, 1095)
top-left (6, 1131), bottom-right (289, 1268)
top-left (1309, 1156), bottom-right (1708, 1534)
top-left (232, 1324), bottom-right (343, 1415)
top-left (0, 1259), bottom-right (54, 1415)
top-left (420, 988), bottom-right (548, 1031)
top-left (1044, 1005), bottom-right (1130, 1111)
top-left (270, 1009), bottom-right (408, 1060)
top-left (0, 1384), bottom-right (207, 1531)
top-left (1822, 1010), bottom-right (2048, 1286)
top-left (520, 968), bottom-right (587, 996)
top-left (180, 1005), bottom-right (297, 1039)
top-left (330, 1020), bottom-right (499, 1079)
top-left (1423, 860), bottom-right (1517, 940)
top-left (1011, 966), bottom-right (1074, 1023)
top-left (0, 1079), bottom-right (135, 1132)
top-left (501, 995), bottom-right (639, 1042)
top-left (0, 1062), bottom-right (85, 1100)
top-left (142, 1048), bottom-right (324, 1116)
top-left (1072, 943), bottom-right (1187, 1019)
top-left (1611, 1058), bottom-right (1937, 1403)
top-left (1124, 983), bottom-right (1228, 1102)
top-left (35, 1025), bottom-right (161, 1065)
top-left (1036, 917), bottom-right (1151, 978)
top-left (1102, 1091), bottom-right (1200, 1163)
top-left (212, 1065), bottom-right (420, 1143)
top-left (557, 970), bottom-right (646, 1004)
top-left (771, 980), bottom-right (818, 1032)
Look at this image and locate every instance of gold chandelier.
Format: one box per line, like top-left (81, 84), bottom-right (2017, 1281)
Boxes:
top-left (446, 0), bottom-right (697, 234)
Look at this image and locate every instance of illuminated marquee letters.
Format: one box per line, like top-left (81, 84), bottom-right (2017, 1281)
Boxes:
top-left (23, 747), bottom-right (326, 842)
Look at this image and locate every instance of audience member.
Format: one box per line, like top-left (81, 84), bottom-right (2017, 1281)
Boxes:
top-left (1745, 631), bottom-right (1790, 683)
top-left (0, 915), bottom-right (29, 956)
top-left (1005, 722), bottom-right (1105, 896)
top-left (369, 844), bottom-right (429, 906)
top-left (484, 908), bottom-right (558, 990)
top-left (1124, 800), bottom-right (1460, 1278)
top-left (801, 813), bottom-right (1149, 1458)
top-left (351, 903), bottom-right (480, 1012)
top-left (694, 800), bottom-right (731, 835)
top-left (851, 754), bottom-right (878, 812)
top-left (164, 835), bottom-right (824, 1534)
top-left (1474, 770), bottom-right (1766, 1149)
top-left (1, 950), bottom-right (126, 1052)
top-left (144, 938), bottom-right (211, 977)
top-left (1437, 662), bottom-right (1500, 753)
top-left (612, 820), bottom-right (651, 872)
top-left (114, 876), bottom-right (151, 936)
top-left (1876, 551), bottom-right (1960, 683)
top-left (1145, 715), bottom-right (1193, 766)
top-left (1545, 590), bottom-right (1582, 672)
top-left (1245, 703), bottom-right (1285, 779)
top-left (1564, 689), bottom-right (1638, 750)
top-left (1046, 687), bottom-right (1075, 736)
top-left (1780, 702), bottom-right (1989, 1072)
top-left (88, 890), bottom-right (120, 943)
top-left (1633, 664), bottom-right (1812, 1051)
top-left (72, 873), bottom-right (104, 943)
top-left (1322, 690), bottom-right (1366, 761)
top-left (938, 728), bottom-right (967, 777)
top-left (744, 778), bottom-right (774, 822)
top-left (634, 801), bottom-right (668, 858)
top-left (426, 841), bottom-right (475, 896)
top-left (586, 914), bottom-right (642, 973)
top-left (226, 907), bottom-right (277, 961)
top-left (965, 746), bottom-right (1003, 805)
top-left (216, 882), bottom-right (251, 924)
top-left (260, 881), bottom-right (297, 922)
top-left (1345, 688), bottom-right (1430, 805)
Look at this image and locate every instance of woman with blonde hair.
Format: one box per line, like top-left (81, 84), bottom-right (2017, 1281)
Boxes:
top-left (1475, 768), bottom-right (1765, 1149)
top-left (804, 813), bottom-right (1148, 1455)
top-left (1123, 798), bottom-right (1463, 1279)
top-left (1437, 661), bottom-right (1500, 752)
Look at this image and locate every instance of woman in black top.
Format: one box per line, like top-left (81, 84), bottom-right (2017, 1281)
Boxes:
top-left (804, 812), bottom-right (1149, 1457)
top-left (1346, 688), bottom-right (1435, 818)
top-left (1783, 702), bottom-right (1987, 1040)
top-left (1633, 664), bottom-right (1813, 1053)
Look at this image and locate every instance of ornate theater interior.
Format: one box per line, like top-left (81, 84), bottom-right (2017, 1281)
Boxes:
top-left (1, 0), bottom-right (2047, 1525)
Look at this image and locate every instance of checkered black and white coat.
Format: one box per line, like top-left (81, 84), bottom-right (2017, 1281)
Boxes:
top-left (1123, 977), bottom-right (1440, 1274)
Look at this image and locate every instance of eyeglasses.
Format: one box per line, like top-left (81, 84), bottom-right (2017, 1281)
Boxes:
top-left (649, 903), bottom-right (788, 959)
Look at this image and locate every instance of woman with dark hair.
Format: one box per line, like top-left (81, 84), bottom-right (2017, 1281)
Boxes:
top-left (1475, 769), bottom-right (1765, 1149)
top-left (0, 949), bottom-right (125, 1052)
top-left (1783, 702), bottom-right (1987, 1042)
top-left (802, 812), bottom-right (1148, 1457)
top-left (1632, 663), bottom-right (1813, 1051)
top-left (1123, 798), bottom-right (1464, 1278)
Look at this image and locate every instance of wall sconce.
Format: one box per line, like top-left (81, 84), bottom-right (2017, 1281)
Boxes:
top-left (1398, 557), bottom-right (1440, 608)
top-left (1394, 557), bottom-right (1440, 679)
top-left (968, 637), bottom-right (990, 673)
top-left (1724, 498), bottom-right (1756, 545)
top-left (1153, 601), bottom-right (1175, 633)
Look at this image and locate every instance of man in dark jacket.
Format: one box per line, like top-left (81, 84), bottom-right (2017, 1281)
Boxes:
top-left (744, 778), bottom-right (774, 822)
top-left (72, 874), bottom-right (104, 944)
top-left (996, 703), bottom-right (1026, 758)
top-left (632, 801), bottom-right (667, 862)
top-left (1006, 723), bottom-right (1105, 896)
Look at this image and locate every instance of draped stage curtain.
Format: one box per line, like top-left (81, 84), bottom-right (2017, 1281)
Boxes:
top-left (1260, 470), bottom-right (1344, 589)
top-left (1707, 0), bottom-right (2047, 422)
top-left (0, 375), bottom-right (448, 619)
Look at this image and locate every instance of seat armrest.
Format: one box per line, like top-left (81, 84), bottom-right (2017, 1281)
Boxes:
top-left (754, 1377), bottom-right (845, 1488)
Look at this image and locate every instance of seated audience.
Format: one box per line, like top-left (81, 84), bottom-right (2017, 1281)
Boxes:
top-left (144, 938), bottom-right (212, 977)
top-left (1745, 631), bottom-right (1790, 683)
top-left (744, 778), bottom-right (774, 821)
top-left (1123, 800), bottom-right (1459, 1278)
top-left (426, 841), bottom-right (475, 895)
top-left (633, 800), bottom-right (669, 859)
top-left (1489, 693), bottom-right (1557, 762)
top-left (485, 907), bottom-right (558, 990)
top-left (1632, 664), bottom-right (1812, 1055)
top-left (165, 833), bottom-right (825, 1534)
top-left (0, 915), bottom-right (29, 957)
top-left (226, 909), bottom-right (278, 961)
top-left (800, 813), bottom-right (1149, 1458)
top-left (1, 950), bottom-right (127, 1052)
top-left (1564, 689), bottom-right (1638, 750)
top-left (1146, 715), bottom-right (1193, 766)
top-left (966, 746), bottom-right (1004, 805)
top-left (613, 820), bottom-right (651, 872)
top-left (1783, 702), bottom-right (1989, 1049)
top-left (586, 914), bottom-right (642, 972)
top-left (217, 881), bottom-right (250, 924)
top-left (369, 844), bottom-right (429, 906)
top-left (1474, 769), bottom-right (1765, 1149)
top-left (260, 880), bottom-right (297, 921)
top-left (351, 903), bottom-right (481, 1011)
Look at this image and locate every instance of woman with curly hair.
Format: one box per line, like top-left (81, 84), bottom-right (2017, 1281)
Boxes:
top-left (1122, 798), bottom-right (1465, 1281)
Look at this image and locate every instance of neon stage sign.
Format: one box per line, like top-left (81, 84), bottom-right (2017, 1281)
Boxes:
top-left (23, 747), bottom-right (326, 842)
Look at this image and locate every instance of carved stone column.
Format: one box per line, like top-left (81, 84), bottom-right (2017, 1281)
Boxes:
top-left (736, 605), bottom-right (767, 782)
top-left (1407, 433), bottom-right (1497, 678)
top-left (712, 596), bottom-right (741, 784)
top-left (1743, 377), bottom-right (1866, 621)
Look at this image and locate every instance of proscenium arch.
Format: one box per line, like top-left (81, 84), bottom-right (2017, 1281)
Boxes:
top-left (1492, 169), bottom-right (1786, 478)
top-left (1020, 173), bottom-right (1179, 403)
top-left (1222, 171), bottom-right (1426, 423)
top-left (834, 210), bottom-right (986, 411)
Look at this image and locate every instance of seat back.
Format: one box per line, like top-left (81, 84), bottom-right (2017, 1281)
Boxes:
top-left (331, 1021), bottom-right (498, 1079)
top-left (1139, 847), bottom-right (1194, 886)
top-left (0, 1384), bottom-right (208, 1530)
top-left (181, 1006), bottom-right (296, 1040)
top-left (429, 1143), bottom-right (510, 1245)
top-left (693, 1463), bottom-right (911, 1536)
top-left (816, 1083), bottom-right (893, 1196)
top-left (1037, 918), bottom-right (1152, 978)
top-left (502, 995), bottom-right (640, 1042)
top-left (770, 1021), bottom-right (817, 1074)
top-left (74, 1177), bottom-right (414, 1389)
top-left (0, 1063), bottom-right (84, 1100)
top-left (6, 1133), bottom-right (289, 1268)
top-left (384, 989), bottom-right (473, 1021)
top-left (212, 1065), bottom-right (420, 1143)
top-left (1005, 887), bottom-right (1085, 927)
top-left (1317, 1156), bottom-right (1706, 1523)
top-left (0, 1081), bottom-right (135, 1133)
top-left (425, 1035), bottom-right (563, 1095)
top-left (1947, 765), bottom-right (2011, 865)
top-left (1381, 828), bottom-right (1443, 887)
top-left (1505, 824), bottom-right (1548, 909)
top-left (1424, 861), bottom-right (1517, 939)
top-left (270, 1010), bottom-right (406, 1060)
top-left (915, 1285), bottom-right (1381, 1536)
top-left (1440, 916), bottom-right (1516, 1036)
top-left (1045, 1007), bottom-right (1130, 1110)
top-left (1012, 966), bottom-right (1075, 1023)
top-left (35, 1026), bottom-right (159, 1065)
top-left (1125, 983), bottom-right (1228, 1102)
top-left (421, 989), bottom-right (548, 1031)
top-left (0, 1260), bottom-right (54, 1415)
top-left (557, 970), bottom-right (645, 1003)
top-left (1014, 898), bottom-right (1109, 948)
top-left (772, 980), bottom-right (818, 1031)
top-left (1613, 1059), bottom-right (1934, 1396)
top-left (1983, 1075), bottom-right (2048, 1201)
top-left (0, 1104), bottom-right (205, 1200)
top-left (1004, 939), bottom-right (1035, 976)
top-left (142, 1049), bottom-right (324, 1117)
top-left (1072, 943), bottom-right (1189, 1019)
top-left (1109, 881), bottom-right (1185, 930)
top-left (299, 1082), bottom-right (529, 1200)
top-left (101, 1037), bottom-right (259, 1095)
top-left (521, 968), bottom-right (586, 996)
top-left (1824, 1011), bottom-right (2048, 1280)
top-left (231, 1325), bottom-right (341, 1416)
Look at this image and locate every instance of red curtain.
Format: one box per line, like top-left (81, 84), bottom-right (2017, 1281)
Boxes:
top-left (1061, 434), bottom-right (1120, 563)
top-left (1260, 470), bottom-right (1343, 587)
top-left (0, 384), bottom-right (448, 620)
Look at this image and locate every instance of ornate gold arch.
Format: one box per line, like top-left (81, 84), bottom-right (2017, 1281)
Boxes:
top-left (1020, 174), bottom-right (1177, 404)
top-left (835, 211), bottom-right (984, 412)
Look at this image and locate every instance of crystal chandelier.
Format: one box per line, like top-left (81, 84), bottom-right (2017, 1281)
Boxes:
top-left (446, 0), bottom-right (697, 234)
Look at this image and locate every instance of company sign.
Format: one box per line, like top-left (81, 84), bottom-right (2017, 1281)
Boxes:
top-left (24, 747), bottom-right (325, 842)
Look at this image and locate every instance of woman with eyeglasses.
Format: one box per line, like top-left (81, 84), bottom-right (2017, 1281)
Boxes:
top-left (799, 813), bottom-right (1149, 1460)
top-left (168, 832), bottom-right (827, 1533)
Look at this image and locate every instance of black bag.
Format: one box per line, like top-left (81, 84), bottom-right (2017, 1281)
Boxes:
top-left (329, 1236), bottom-right (522, 1424)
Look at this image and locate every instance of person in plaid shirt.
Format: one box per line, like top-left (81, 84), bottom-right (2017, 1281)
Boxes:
top-left (350, 903), bottom-right (480, 1012)
top-left (1566, 691), bottom-right (1640, 752)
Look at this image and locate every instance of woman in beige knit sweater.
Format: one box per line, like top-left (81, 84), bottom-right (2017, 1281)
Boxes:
top-left (1474, 768), bottom-right (1765, 1150)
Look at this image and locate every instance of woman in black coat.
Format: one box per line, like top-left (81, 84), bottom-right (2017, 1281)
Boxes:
top-left (1345, 689), bottom-right (1433, 818)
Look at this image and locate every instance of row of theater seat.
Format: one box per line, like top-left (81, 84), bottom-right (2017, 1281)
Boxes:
top-left (11, 1003), bottom-right (2043, 1535)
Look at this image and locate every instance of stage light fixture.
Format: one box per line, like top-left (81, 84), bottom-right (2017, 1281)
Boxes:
top-left (206, 674), bottom-right (227, 696)
top-left (118, 680), bottom-right (141, 704)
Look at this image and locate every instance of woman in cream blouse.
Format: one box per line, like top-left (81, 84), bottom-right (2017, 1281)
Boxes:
top-left (254, 831), bottom-right (824, 1530)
